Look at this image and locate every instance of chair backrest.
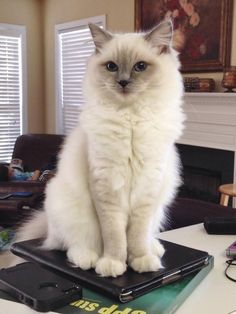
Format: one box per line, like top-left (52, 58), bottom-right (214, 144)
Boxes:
top-left (12, 134), bottom-right (65, 171)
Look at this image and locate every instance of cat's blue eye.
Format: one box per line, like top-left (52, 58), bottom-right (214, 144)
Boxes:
top-left (106, 62), bottom-right (118, 72)
top-left (134, 61), bottom-right (147, 72)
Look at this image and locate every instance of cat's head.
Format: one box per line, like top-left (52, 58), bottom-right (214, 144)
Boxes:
top-left (85, 21), bottom-right (181, 105)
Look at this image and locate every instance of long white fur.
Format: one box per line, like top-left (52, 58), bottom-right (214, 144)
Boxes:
top-left (8, 21), bottom-right (185, 277)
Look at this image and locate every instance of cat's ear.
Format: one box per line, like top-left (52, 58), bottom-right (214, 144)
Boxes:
top-left (89, 24), bottom-right (112, 53)
top-left (144, 20), bottom-right (173, 54)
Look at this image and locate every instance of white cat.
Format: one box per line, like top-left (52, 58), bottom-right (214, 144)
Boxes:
top-left (11, 20), bottom-right (185, 277)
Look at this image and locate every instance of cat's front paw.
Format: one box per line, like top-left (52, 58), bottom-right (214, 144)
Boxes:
top-left (95, 257), bottom-right (126, 277)
top-left (151, 238), bottom-right (165, 257)
top-left (130, 254), bottom-right (163, 273)
top-left (67, 247), bottom-right (99, 270)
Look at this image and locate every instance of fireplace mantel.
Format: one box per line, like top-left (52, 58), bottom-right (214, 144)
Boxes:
top-left (178, 92), bottom-right (236, 185)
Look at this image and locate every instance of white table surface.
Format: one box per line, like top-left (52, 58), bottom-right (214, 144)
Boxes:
top-left (158, 223), bottom-right (236, 314)
top-left (0, 223), bottom-right (236, 314)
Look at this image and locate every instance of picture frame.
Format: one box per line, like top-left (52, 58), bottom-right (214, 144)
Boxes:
top-left (135, 0), bottom-right (233, 73)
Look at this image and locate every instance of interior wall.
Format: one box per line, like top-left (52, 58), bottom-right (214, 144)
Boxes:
top-left (42, 0), bottom-right (134, 133)
top-left (0, 0), bottom-right (45, 133)
top-left (1, 1), bottom-right (235, 134)
top-left (43, 0), bottom-right (236, 133)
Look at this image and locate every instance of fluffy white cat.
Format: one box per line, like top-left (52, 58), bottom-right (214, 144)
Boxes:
top-left (10, 20), bottom-right (185, 277)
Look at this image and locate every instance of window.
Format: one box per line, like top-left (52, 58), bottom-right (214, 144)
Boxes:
top-left (0, 24), bottom-right (27, 162)
top-left (55, 15), bottom-right (105, 134)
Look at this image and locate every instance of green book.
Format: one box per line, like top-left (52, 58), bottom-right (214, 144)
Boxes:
top-left (56, 256), bottom-right (214, 314)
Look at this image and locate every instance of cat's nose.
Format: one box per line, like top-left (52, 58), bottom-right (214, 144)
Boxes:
top-left (118, 80), bottom-right (129, 88)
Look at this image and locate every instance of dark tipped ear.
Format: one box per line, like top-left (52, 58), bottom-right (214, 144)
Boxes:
top-left (144, 20), bottom-right (173, 54)
top-left (88, 24), bottom-right (112, 53)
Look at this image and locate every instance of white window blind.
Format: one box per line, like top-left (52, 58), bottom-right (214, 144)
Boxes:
top-left (0, 24), bottom-right (27, 162)
top-left (55, 16), bottom-right (105, 134)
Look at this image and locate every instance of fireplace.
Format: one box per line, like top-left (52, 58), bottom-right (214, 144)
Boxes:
top-left (177, 144), bottom-right (234, 204)
top-left (177, 92), bottom-right (236, 206)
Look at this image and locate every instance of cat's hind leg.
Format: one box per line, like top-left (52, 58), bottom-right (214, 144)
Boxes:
top-left (44, 178), bottom-right (103, 271)
top-left (67, 246), bottom-right (100, 270)
top-left (45, 209), bottom-right (102, 270)
top-left (44, 219), bottom-right (102, 270)
top-left (65, 210), bottom-right (102, 270)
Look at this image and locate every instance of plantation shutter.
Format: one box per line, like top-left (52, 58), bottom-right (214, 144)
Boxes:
top-left (0, 34), bottom-right (22, 162)
top-left (56, 17), bottom-right (105, 134)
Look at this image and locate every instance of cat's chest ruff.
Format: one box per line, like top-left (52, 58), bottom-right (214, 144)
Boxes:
top-left (112, 110), bottom-right (159, 163)
top-left (85, 106), bottom-right (161, 163)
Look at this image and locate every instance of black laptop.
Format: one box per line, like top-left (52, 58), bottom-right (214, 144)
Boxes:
top-left (11, 238), bottom-right (211, 303)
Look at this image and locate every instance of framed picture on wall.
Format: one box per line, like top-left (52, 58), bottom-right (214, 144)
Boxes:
top-left (135, 0), bottom-right (233, 73)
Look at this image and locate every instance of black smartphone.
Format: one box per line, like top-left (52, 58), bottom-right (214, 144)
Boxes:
top-left (0, 262), bottom-right (82, 312)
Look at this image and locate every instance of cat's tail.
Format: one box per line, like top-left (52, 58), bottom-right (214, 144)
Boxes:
top-left (0, 210), bottom-right (47, 269)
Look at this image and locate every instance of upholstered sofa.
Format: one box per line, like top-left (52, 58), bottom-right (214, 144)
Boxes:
top-left (0, 134), bottom-right (64, 226)
top-left (0, 133), bottom-right (235, 228)
top-left (0, 134), bottom-right (64, 191)
top-left (164, 197), bottom-right (236, 231)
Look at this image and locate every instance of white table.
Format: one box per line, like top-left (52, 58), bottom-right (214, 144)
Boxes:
top-left (159, 224), bottom-right (236, 314)
top-left (0, 223), bottom-right (236, 314)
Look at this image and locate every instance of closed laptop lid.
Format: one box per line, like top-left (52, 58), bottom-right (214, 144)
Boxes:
top-left (11, 238), bottom-right (210, 302)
